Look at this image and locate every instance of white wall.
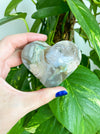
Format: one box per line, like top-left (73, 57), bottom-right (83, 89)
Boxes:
top-left (0, 0), bottom-right (100, 70)
top-left (0, 0), bottom-right (36, 39)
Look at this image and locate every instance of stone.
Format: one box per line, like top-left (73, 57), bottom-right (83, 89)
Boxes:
top-left (21, 41), bottom-right (81, 87)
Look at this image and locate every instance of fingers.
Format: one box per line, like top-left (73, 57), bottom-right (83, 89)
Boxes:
top-left (0, 78), bottom-right (67, 133)
top-left (0, 33), bottom-right (47, 61)
top-left (6, 49), bottom-right (22, 67)
top-left (20, 87), bottom-right (68, 114)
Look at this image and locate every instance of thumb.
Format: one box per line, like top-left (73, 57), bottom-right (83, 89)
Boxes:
top-left (21, 87), bottom-right (68, 115)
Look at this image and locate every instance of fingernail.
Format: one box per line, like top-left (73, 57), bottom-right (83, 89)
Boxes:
top-left (55, 90), bottom-right (68, 97)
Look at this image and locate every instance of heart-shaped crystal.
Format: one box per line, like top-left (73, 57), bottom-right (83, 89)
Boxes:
top-left (21, 41), bottom-right (81, 87)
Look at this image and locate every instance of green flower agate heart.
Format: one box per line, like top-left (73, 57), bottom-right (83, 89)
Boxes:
top-left (21, 41), bottom-right (81, 87)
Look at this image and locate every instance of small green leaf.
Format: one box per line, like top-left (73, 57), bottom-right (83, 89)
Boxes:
top-left (66, 0), bottom-right (100, 59)
top-left (0, 12), bottom-right (27, 26)
top-left (49, 65), bottom-right (100, 134)
top-left (5, 0), bottom-right (23, 16)
top-left (80, 54), bottom-right (90, 68)
top-left (32, 5), bottom-right (69, 19)
top-left (90, 50), bottom-right (100, 68)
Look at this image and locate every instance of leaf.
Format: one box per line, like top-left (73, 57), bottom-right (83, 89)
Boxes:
top-left (6, 65), bottom-right (30, 91)
top-left (23, 104), bottom-right (71, 134)
top-left (0, 12), bottom-right (27, 26)
top-left (40, 16), bottom-right (59, 45)
top-left (66, 0), bottom-right (100, 59)
top-left (30, 19), bottom-right (41, 32)
top-left (23, 104), bottom-right (53, 132)
top-left (80, 54), bottom-right (90, 68)
top-left (32, 5), bottom-right (69, 19)
top-left (34, 117), bottom-right (71, 134)
top-left (90, 50), bottom-right (100, 68)
top-left (49, 65), bottom-right (100, 134)
top-left (8, 118), bottom-right (30, 134)
top-left (94, 69), bottom-right (100, 79)
top-left (36, 0), bottom-right (67, 9)
top-left (5, 0), bottom-right (23, 16)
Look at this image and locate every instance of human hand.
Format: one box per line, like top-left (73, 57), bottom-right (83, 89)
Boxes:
top-left (0, 33), bottom-right (67, 134)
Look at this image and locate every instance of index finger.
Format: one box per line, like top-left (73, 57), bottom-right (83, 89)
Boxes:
top-left (0, 33), bottom-right (47, 61)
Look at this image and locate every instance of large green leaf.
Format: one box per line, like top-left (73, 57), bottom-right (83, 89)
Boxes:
top-left (0, 12), bottom-right (27, 26)
top-left (6, 64), bottom-right (42, 91)
top-left (90, 50), bottom-right (100, 68)
top-left (23, 105), bottom-right (53, 133)
top-left (34, 117), bottom-right (71, 134)
top-left (32, 5), bottom-right (69, 19)
top-left (23, 104), bottom-right (71, 134)
top-left (5, 0), bottom-right (23, 16)
top-left (49, 65), bottom-right (100, 134)
top-left (66, 0), bottom-right (100, 59)
top-left (36, 0), bottom-right (67, 9)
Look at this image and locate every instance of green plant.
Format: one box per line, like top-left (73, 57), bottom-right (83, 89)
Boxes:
top-left (0, 0), bottom-right (100, 134)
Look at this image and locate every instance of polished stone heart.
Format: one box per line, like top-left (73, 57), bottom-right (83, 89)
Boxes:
top-left (21, 41), bottom-right (81, 87)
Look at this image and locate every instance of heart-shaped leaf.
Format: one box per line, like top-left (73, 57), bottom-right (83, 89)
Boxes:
top-left (49, 65), bottom-right (100, 134)
top-left (66, 0), bottom-right (100, 59)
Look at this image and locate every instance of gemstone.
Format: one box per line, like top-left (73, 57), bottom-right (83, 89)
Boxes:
top-left (21, 41), bottom-right (81, 87)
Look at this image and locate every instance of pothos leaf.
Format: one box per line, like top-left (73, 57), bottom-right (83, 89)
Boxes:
top-left (49, 65), bottom-right (100, 134)
top-left (23, 104), bottom-right (71, 134)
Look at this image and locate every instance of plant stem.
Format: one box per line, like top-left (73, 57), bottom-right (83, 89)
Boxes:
top-left (21, 18), bottom-right (30, 32)
top-left (96, 12), bottom-right (100, 16)
top-left (31, 0), bottom-right (36, 5)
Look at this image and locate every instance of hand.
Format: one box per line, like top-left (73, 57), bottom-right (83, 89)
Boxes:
top-left (0, 33), bottom-right (67, 134)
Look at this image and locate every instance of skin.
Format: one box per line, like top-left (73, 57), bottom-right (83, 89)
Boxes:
top-left (0, 33), bottom-right (66, 134)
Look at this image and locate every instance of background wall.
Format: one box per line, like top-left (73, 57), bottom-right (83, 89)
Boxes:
top-left (0, 0), bottom-right (36, 39)
top-left (0, 0), bottom-right (100, 70)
